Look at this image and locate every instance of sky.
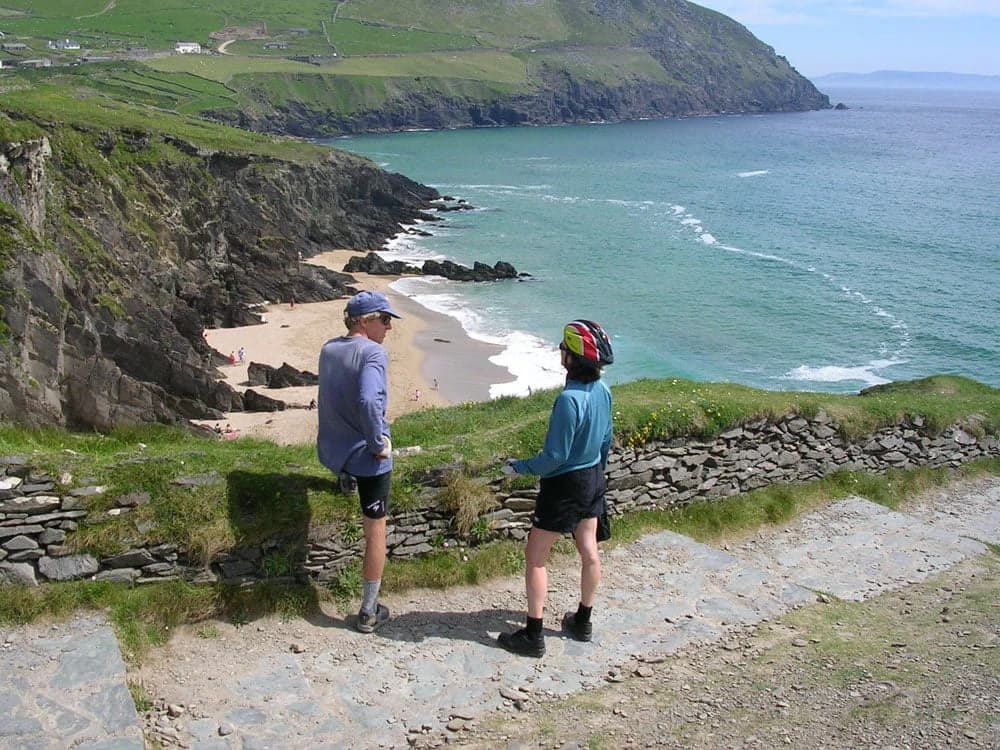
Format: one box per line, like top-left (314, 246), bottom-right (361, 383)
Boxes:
top-left (698, 1), bottom-right (1000, 77)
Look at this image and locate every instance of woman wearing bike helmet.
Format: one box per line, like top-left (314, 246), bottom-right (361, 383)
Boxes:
top-left (498, 319), bottom-right (614, 657)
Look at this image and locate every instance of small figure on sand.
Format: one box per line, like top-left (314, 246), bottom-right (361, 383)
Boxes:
top-left (238, 346), bottom-right (246, 363)
top-left (228, 351), bottom-right (236, 366)
top-left (308, 398), bottom-right (316, 410)
top-left (432, 378), bottom-right (439, 390)
top-left (412, 389), bottom-right (421, 402)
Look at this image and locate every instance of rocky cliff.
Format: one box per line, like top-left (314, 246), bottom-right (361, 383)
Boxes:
top-left (0, 117), bottom-right (438, 431)
top-left (209, 0), bottom-right (829, 137)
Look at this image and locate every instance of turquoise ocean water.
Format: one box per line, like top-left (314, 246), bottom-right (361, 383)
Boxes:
top-left (326, 88), bottom-right (1000, 397)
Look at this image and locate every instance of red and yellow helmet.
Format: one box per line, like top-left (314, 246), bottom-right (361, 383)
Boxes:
top-left (562, 320), bottom-right (614, 366)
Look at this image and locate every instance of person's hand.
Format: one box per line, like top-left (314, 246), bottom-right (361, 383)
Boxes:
top-left (501, 458), bottom-right (519, 477)
top-left (375, 435), bottom-right (392, 459)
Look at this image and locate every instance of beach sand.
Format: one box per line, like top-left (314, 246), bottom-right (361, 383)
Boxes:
top-left (198, 250), bottom-right (511, 445)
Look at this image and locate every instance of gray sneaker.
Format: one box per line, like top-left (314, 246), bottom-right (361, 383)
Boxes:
top-left (356, 603), bottom-right (390, 634)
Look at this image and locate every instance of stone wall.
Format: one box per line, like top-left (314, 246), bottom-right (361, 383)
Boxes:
top-left (2, 414), bottom-right (997, 587)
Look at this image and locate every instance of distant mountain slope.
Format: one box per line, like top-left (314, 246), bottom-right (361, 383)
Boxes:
top-left (814, 71), bottom-right (1000, 91)
top-left (0, 0), bottom-right (829, 135)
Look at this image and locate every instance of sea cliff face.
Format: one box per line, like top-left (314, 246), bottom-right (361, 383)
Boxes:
top-left (206, 0), bottom-right (829, 137)
top-left (0, 124), bottom-right (438, 431)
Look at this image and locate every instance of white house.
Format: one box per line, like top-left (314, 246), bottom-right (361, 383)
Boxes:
top-left (48, 39), bottom-right (81, 50)
top-left (174, 42), bottom-right (202, 54)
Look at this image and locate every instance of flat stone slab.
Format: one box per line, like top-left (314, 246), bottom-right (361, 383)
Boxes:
top-left (0, 614), bottom-right (143, 750)
top-left (734, 493), bottom-right (992, 601)
top-left (146, 530), bottom-right (815, 750)
top-left (906, 477), bottom-right (1000, 545)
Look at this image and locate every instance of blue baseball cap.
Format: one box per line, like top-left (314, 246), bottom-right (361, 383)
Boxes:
top-left (345, 290), bottom-right (401, 319)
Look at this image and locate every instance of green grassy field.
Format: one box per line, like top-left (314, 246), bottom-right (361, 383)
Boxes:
top-left (150, 49), bottom-right (529, 84)
top-left (0, 0), bottom-right (813, 135)
top-left (0, 74), bottom-right (324, 159)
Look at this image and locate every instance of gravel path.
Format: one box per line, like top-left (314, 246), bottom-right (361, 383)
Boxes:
top-left (1, 477), bottom-right (996, 750)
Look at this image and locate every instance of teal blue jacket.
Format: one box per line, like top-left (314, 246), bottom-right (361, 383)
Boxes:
top-left (513, 379), bottom-right (613, 478)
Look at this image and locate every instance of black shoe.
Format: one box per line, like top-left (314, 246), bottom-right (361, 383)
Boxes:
top-left (561, 611), bottom-right (592, 642)
top-left (497, 627), bottom-right (545, 657)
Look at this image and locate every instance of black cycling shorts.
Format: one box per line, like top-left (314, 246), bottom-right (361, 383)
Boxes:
top-left (533, 463), bottom-right (605, 534)
top-left (356, 471), bottom-right (391, 520)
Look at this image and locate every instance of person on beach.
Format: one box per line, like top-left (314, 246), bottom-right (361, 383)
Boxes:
top-left (317, 290), bottom-right (401, 633)
top-left (498, 320), bottom-right (614, 657)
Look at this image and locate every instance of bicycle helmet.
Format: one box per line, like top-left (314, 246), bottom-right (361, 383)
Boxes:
top-left (562, 319), bottom-right (614, 366)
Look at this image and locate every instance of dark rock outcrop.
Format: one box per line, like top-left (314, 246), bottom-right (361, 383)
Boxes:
top-left (345, 251), bottom-right (525, 282)
top-left (247, 362), bottom-right (319, 389)
top-left (0, 124), bottom-right (438, 431)
top-left (344, 252), bottom-right (422, 276)
top-left (242, 389), bottom-right (285, 413)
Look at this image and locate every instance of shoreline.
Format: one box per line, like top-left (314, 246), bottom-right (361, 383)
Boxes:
top-left (197, 250), bottom-right (510, 445)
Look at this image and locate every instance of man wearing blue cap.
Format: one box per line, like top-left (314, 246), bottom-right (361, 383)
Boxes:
top-left (317, 290), bottom-right (401, 633)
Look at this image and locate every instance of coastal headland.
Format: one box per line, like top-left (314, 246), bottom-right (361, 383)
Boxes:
top-left (198, 250), bottom-right (511, 445)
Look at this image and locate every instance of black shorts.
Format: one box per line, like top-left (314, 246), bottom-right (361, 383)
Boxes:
top-left (356, 471), bottom-right (391, 520)
top-left (533, 463), bottom-right (606, 534)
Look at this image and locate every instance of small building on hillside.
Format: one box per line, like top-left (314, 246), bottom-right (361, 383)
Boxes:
top-left (174, 42), bottom-right (202, 54)
top-left (47, 39), bottom-right (81, 50)
top-left (264, 41), bottom-right (288, 50)
top-left (20, 58), bottom-right (52, 68)
top-left (286, 27), bottom-right (310, 35)
top-left (1, 42), bottom-right (27, 52)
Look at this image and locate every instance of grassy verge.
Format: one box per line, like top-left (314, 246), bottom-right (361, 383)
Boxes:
top-left (0, 375), bottom-right (997, 663)
top-left (1, 453), bottom-right (995, 664)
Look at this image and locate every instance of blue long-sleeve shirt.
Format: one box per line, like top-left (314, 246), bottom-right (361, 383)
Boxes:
top-left (513, 379), bottom-right (613, 478)
top-left (316, 335), bottom-right (392, 478)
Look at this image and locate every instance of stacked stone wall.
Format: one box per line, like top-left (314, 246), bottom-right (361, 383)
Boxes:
top-left (2, 415), bottom-right (996, 587)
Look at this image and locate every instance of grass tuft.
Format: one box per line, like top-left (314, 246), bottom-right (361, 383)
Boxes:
top-left (436, 470), bottom-right (499, 536)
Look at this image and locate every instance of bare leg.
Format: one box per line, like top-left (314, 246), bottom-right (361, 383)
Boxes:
top-left (573, 517), bottom-right (601, 607)
top-left (525, 527), bottom-right (559, 618)
top-left (362, 517), bottom-right (387, 581)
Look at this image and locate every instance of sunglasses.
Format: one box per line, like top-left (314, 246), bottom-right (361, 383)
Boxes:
top-left (377, 313), bottom-right (393, 325)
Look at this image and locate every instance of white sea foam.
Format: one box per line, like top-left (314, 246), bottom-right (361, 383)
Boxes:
top-left (737, 170), bottom-right (770, 178)
top-left (780, 359), bottom-right (905, 387)
top-left (380, 234), bottom-right (447, 264)
top-left (488, 333), bottom-right (565, 398)
top-left (388, 278), bottom-right (562, 398)
top-left (442, 184), bottom-right (550, 192)
top-left (667, 204), bottom-right (911, 361)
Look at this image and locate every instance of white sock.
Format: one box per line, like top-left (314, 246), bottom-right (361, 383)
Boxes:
top-left (361, 579), bottom-right (381, 615)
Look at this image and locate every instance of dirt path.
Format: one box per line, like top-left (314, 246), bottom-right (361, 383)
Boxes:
top-left (77, 0), bottom-right (115, 20)
top-left (128, 475), bottom-right (998, 749)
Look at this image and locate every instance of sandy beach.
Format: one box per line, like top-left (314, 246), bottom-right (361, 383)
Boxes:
top-left (198, 250), bottom-right (510, 445)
